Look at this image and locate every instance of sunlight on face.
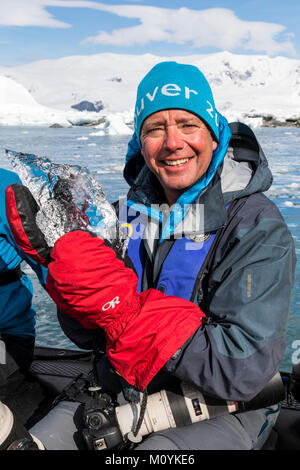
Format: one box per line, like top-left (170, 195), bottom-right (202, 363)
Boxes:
top-left (140, 109), bottom-right (218, 205)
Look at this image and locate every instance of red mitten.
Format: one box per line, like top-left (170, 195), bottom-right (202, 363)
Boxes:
top-left (5, 184), bottom-right (51, 266)
top-left (47, 231), bottom-right (205, 390)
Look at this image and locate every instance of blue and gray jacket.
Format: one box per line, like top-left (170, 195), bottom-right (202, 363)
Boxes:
top-left (0, 168), bottom-right (47, 338)
top-left (120, 122), bottom-right (296, 402)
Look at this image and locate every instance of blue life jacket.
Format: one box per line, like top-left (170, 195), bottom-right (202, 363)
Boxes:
top-left (129, 231), bottom-right (217, 302)
top-left (120, 204), bottom-right (222, 303)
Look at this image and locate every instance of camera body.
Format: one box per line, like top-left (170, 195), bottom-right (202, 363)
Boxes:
top-left (82, 396), bottom-right (123, 450)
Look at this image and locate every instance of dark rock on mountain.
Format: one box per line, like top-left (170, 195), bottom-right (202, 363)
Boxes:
top-left (71, 100), bottom-right (104, 112)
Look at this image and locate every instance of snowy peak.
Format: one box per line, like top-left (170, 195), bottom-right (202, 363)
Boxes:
top-left (0, 74), bottom-right (104, 127)
top-left (0, 75), bottom-right (38, 107)
top-left (0, 51), bottom-right (300, 128)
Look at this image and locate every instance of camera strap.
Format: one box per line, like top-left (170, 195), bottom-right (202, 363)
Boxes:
top-left (50, 372), bottom-right (97, 409)
top-left (128, 390), bottom-right (148, 444)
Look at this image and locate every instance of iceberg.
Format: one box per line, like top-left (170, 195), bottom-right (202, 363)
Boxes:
top-left (6, 149), bottom-right (128, 256)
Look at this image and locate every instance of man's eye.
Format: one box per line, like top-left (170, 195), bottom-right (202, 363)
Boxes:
top-left (180, 123), bottom-right (198, 132)
top-left (147, 127), bottom-right (164, 134)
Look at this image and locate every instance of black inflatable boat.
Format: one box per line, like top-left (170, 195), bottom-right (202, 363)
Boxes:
top-left (3, 345), bottom-right (300, 451)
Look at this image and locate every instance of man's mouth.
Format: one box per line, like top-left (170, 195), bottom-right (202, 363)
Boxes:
top-left (163, 157), bottom-right (193, 167)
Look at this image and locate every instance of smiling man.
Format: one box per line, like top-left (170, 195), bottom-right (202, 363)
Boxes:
top-left (9, 61), bottom-right (295, 450)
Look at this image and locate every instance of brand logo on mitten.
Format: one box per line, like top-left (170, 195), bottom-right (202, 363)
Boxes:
top-left (102, 296), bottom-right (120, 311)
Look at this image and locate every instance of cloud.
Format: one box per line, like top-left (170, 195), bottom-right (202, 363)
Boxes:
top-left (0, 0), bottom-right (103, 28)
top-left (0, 1), bottom-right (296, 57)
top-left (0, 0), bottom-right (69, 28)
top-left (82, 4), bottom-right (296, 56)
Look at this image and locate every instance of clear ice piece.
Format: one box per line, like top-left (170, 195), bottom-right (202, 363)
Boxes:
top-left (6, 149), bottom-right (128, 256)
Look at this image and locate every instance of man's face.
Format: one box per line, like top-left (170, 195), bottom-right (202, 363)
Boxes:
top-left (140, 109), bottom-right (218, 205)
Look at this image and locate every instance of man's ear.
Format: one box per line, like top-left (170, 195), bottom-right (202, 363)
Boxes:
top-left (140, 143), bottom-right (146, 160)
top-left (212, 140), bottom-right (218, 151)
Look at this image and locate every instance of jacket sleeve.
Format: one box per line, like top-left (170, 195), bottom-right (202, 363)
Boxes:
top-left (0, 222), bottom-right (48, 288)
top-left (0, 170), bottom-right (48, 287)
top-left (163, 194), bottom-right (296, 402)
top-left (0, 232), bottom-right (22, 272)
top-left (21, 254), bottom-right (48, 288)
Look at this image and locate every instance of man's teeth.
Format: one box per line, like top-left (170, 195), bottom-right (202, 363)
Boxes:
top-left (164, 158), bottom-right (190, 167)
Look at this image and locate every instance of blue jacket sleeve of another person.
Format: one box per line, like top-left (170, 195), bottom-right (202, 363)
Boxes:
top-left (0, 168), bottom-right (47, 338)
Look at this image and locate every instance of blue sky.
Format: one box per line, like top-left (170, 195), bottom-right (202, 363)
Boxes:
top-left (0, 0), bottom-right (299, 66)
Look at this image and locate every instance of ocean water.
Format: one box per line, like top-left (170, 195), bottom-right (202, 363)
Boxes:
top-left (0, 125), bottom-right (299, 373)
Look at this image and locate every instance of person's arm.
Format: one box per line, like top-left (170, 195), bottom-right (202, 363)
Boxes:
top-left (0, 172), bottom-right (48, 287)
top-left (163, 194), bottom-right (296, 402)
top-left (20, 253), bottom-right (48, 288)
top-left (0, 229), bottom-right (48, 288)
top-left (0, 233), bottom-right (22, 272)
top-left (57, 308), bottom-right (107, 351)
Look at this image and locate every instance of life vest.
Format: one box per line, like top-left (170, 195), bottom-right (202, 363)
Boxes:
top-left (119, 204), bottom-right (220, 304)
top-left (130, 232), bottom-right (217, 304)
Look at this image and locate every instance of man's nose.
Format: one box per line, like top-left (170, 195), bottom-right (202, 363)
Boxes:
top-left (164, 125), bottom-right (184, 151)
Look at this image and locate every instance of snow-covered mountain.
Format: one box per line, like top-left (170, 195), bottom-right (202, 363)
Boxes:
top-left (0, 51), bottom-right (300, 130)
top-left (0, 74), bottom-right (106, 127)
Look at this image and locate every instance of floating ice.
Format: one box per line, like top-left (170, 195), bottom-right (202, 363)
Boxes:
top-left (283, 201), bottom-right (294, 207)
top-left (6, 149), bottom-right (128, 256)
